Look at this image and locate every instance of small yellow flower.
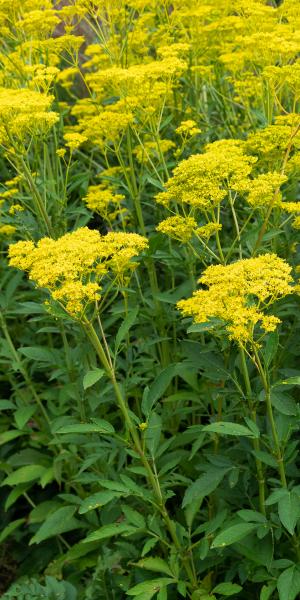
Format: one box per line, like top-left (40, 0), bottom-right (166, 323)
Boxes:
top-left (56, 148), bottom-right (66, 158)
top-left (64, 132), bottom-right (87, 151)
top-left (9, 204), bottom-right (24, 215)
top-left (139, 422), bottom-right (148, 431)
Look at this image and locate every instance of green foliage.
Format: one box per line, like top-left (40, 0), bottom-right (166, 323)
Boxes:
top-left (1, 0), bottom-right (300, 599)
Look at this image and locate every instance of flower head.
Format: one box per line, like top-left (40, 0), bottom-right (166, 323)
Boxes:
top-left (8, 228), bottom-right (148, 316)
top-left (177, 254), bottom-right (293, 344)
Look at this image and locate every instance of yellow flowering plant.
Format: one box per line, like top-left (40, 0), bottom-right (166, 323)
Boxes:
top-left (1, 1), bottom-right (300, 599)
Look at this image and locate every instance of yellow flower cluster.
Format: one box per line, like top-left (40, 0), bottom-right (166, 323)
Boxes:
top-left (64, 132), bottom-right (87, 152)
top-left (156, 140), bottom-right (255, 211)
top-left (175, 120), bottom-right (201, 138)
top-left (8, 228), bottom-right (148, 316)
top-left (83, 185), bottom-right (125, 223)
top-left (0, 224), bottom-right (16, 236)
top-left (133, 140), bottom-right (175, 164)
top-left (0, 88), bottom-right (58, 147)
top-left (246, 172), bottom-right (287, 209)
top-left (76, 109), bottom-right (134, 150)
top-left (178, 254), bottom-right (293, 344)
top-left (196, 223), bottom-right (222, 240)
top-left (86, 57), bottom-right (186, 103)
top-left (156, 216), bottom-right (197, 242)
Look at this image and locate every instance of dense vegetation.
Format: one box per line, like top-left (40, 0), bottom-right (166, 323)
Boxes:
top-left (1, 1), bottom-right (300, 598)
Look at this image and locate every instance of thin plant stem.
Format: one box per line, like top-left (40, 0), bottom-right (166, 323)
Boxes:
top-left (81, 316), bottom-right (198, 590)
top-left (239, 346), bottom-right (266, 515)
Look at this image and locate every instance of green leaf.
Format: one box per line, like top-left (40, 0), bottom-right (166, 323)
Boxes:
top-left (183, 468), bottom-right (229, 508)
top-left (251, 450), bottom-right (277, 468)
top-left (212, 582), bottom-right (243, 596)
top-left (134, 557), bottom-right (173, 577)
top-left (0, 518), bottom-right (26, 543)
top-left (83, 522), bottom-right (138, 543)
top-left (237, 510), bottom-right (266, 523)
top-left (145, 413), bottom-right (162, 456)
top-left (19, 346), bottom-right (55, 362)
top-left (29, 506), bottom-right (80, 544)
top-left (2, 464), bottom-right (47, 487)
top-left (99, 480), bottom-right (129, 494)
top-left (142, 364), bottom-right (178, 416)
top-left (122, 505), bottom-right (146, 528)
top-left (79, 490), bottom-right (123, 514)
top-left (271, 392), bottom-right (297, 416)
top-left (263, 331), bottom-right (279, 367)
top-left (187, 322), bottom-right (215, 334)
top-left (260, 583), bottom-right (277, 600)
top-left (0, 400), bottom-right (15, 410)
top-left (14, 406), bottom-right (36, 429)
top-left (56, 421), bottom-right (114, 435)
top-left (211, 523), bottom-right (257, 548)
top-left (127, 578), bottom-right (174, 597)
top-left (0, 430), bottom-right (25, 445)
top-left (83, 369), bottom-right (104, 390)
top-left (202, 422), bottom-right (257, 438)
top-left (278, 492), bottom-right (300, 535)
top-left (265, 488), bottom-right (288, 506)
top-left (142, 538), bottom-right (159, 557)
top-left (277, 566), bottom-right (300, 600)
top-left (115, 307), bottom-right (138, 350)
top-left (273, 377), bottom-right (300, 387)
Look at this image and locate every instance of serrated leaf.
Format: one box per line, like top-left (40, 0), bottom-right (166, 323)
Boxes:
top-left (2, 464), bottom-right (47, 487)
top-left (19, 346), bottom-right (54, 362)
top-left (83, 522), bottom-right (138, 543)
top-left (278, 492), bottom-right (300, 535)
top-left (263, 331), bottom-right (279, 367)
top-left (79, 490), bottom-right (123, 514)
top-left (203, 422), bottom-right (257, 438)
top-left (142, 538), bottom-right (159, 557)
top-left (134, 557), bottom-right (173, 577)
top-left (56, 421), bottom-right (114, 435)
top-left (271, 392), bottom-right (297, 416)
top-left (121, 505), bottom-right (146, 528)
top-left (145, 413), bottom-right (162, 456)
top-left (142, 364), bottom-right (179, 416)
top-left (30, 506), bottom-right (79, 544)
top-left (277, 566), bottom-right (300, 600)
top-left (83, 369), bottom-right (104, 390)
top-left (212, 582), bottom-right (242, 595)
top-left (99, 480), bottom-right (129, 494)
top-left (127, 578), bottom-right (174, 597)
top-left (211, 523), bottom-right (257, 548)
top-left (115, 307), bottom-right (138, 350)
top-left (183, 468), bottom-right (229, 508)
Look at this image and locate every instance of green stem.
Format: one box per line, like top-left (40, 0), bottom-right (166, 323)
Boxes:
top-left (228, 192), bottom-right (242, 260)
top-left (239, 347), bottom-right (266, 514)
top-left (82, 317), bottom-right (197, 589)
top-left (252, 347), bottom-right (287, 488)
top-left (0, 312), bottom-right (51, 427)
top-left (18, 156), bottom-right (54, 237)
